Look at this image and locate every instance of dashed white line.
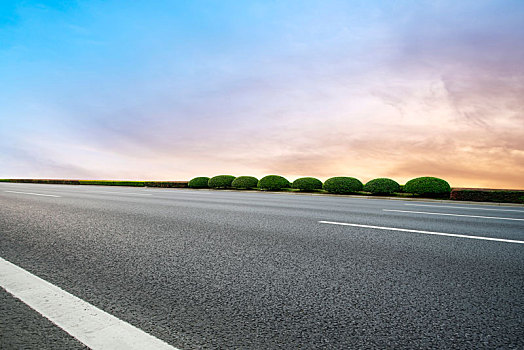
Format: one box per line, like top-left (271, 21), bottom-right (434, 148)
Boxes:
top-left (404, 203), bottom-right (524, 213)
top-left (318, 221), bottom-right (524, 244)
top-left (383, 209), bottom-right (524, 221)
top-left (0, 257), bottom-right (179, 350)
top-left (4, 191), bottom-right (61, 198)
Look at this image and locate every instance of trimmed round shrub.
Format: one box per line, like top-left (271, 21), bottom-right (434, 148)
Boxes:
top-left (231, 176), bottom-right (259, 189)
top-left (208, 175), bottom-right (236, 189)
top-left (364, 178), bottom-right (400, 195)
top-left (258, 175), bottom-right (291, 190)
top-left (188, 176), bottom-right (210, 188)
top-left (292, 177), bottom-right (323, 191)
top-left (403, 176), bottom-right (451, 197)
top-left (323, 177), bottom-right (363, 194)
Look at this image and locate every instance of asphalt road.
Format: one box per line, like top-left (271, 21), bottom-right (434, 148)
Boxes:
top-left (1, 183), bottom-right (523, 349)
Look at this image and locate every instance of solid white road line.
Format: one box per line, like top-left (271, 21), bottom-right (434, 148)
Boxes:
top-left (4, 191), bottom-right (61, 198)
top-left (383, 209), bottom-right (524, 221)
top-left (0, 257), bottom-right (179, 350)
top-left (404, 203), bottom-right (524, 213)
top-left (318, 221), bottom-right (524, 244)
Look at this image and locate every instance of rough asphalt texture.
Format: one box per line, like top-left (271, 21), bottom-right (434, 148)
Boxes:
top-left (0, 183), bottom-right (523, 349)
top-left (0, 288), bottom-right (87, 349)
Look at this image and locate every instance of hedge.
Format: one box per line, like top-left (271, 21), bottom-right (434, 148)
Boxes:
top-left (292, 177), bottom-right (323, 191)
top-left (188, 177), bottom-right (210, 188)
top-left (231, 176), bottom-right (258, 189)
top-left (450, 189), bottom-right (524, 204)
top-left (143, 181), bottom-right (188, 188)
top-left (208, 175), bottom-right (236, 189)
top-left (78, 180), bottom-right (145, 186)
top-left (323, 177), bottom-right (363, 194)
top-left (0, 179), bottom-right (82, 185)
top-left (0, 179), bottom-right (189, 187)
top-left (364, 178), bottom-right (400, 195)
top-left (404, 177), bottom-right (451, 197)
top-left (258, 175), bottom-right (291, 190)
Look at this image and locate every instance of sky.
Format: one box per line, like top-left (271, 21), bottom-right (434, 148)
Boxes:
top-left (1, 0), bottom-right (523, 189)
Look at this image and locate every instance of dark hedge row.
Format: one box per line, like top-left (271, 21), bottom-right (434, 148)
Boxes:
top-left (0, 179), bottom-right (83, 185)
top-left (0, 179), bottom-right (188, 188)
top-left (450, 189), bottom-right (524, 204)
top-left (143, 181), bottom-right (188, 188)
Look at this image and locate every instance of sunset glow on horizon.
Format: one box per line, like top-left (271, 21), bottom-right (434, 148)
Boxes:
top-left (1, 1), bottom-right (523, 189)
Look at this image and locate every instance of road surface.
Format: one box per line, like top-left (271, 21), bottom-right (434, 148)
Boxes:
top-left (1, 183), bottom-right (523, 349)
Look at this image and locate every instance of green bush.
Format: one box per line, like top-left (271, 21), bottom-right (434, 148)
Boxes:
top-left (323, 177), bottom-right (363, 194)
top-left (364, 178), bottom-right (400, 195)
top-left (188, 177), bottom-right (210, 188)
top-left (404, 177), bottom-right (451, 197)
top-left (231, 176), bottom-right (258, 189)
top-left (208, 175), bottom-right (235, 189)
top-left (292, 177), bottom-right (323, 191)
top-left (258, 175), bottom-right (291, 190)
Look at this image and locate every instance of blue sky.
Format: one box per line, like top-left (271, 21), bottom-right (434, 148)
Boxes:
top-left (1, 1), bottom-right (523, 188)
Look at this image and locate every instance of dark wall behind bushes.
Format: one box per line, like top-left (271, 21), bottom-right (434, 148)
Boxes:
top-left (450, 188), bottom-right (524, 204)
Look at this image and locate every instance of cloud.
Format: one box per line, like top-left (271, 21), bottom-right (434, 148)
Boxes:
top-left (2, 1), bottom-right (523, 189)
top-left (0, 145), bottom-right (95, 179)
top-left (13, 50), bottom-right (522, 188)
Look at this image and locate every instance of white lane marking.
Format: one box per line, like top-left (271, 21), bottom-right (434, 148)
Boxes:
top-left (4, 191), bottom-right (61, 198)
top-left (318, 221), bottom-right (524, 244)
top-left (405, 203), bottom-right (524, 213)
top-left (0, 257), bottom-right (179, 350)
top-left (84, 190), bottom-right (153, 196)
top-left (383, 209), bottom-right (524, 221)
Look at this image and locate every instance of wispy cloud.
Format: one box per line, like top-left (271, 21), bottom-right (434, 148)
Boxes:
top-left (1, 1), bottom-right (523, 188)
